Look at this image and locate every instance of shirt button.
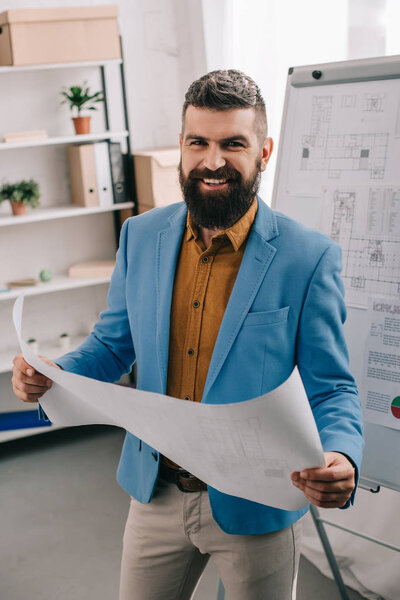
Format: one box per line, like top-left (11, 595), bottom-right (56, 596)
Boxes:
top-left (151, 451), bottom-right (158, 461)
top-left (184, 395), bottom-right (191, 401)
top-left (188, 348), bottom-right (195, 356)
top-left (193, 300), bottom-right (200, 308)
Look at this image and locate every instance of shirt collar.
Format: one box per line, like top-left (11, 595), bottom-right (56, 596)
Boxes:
top-left (186, 198), bottom-right (258, 251)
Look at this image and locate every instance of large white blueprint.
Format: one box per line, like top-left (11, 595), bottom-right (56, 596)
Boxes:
top-left (13, 295), bottom-right (325, 511)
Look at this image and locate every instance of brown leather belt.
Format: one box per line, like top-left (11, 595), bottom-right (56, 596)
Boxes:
top-left (159, 463), bottom-right (207, 493)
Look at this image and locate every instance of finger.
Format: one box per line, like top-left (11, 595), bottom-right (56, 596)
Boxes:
top-left (12, 358), bottom-right (54, 386)
top-left (13, 381), bottom-right (43, 403)
top-left (18, 372), bottom-right (52, 387)
top-left (292, 480), bottom-right (351, 507)
top-left (12, 368), bottom-right (51, 390)
top-left (12, 376), bottom-right (51, 393)
top-left (293, 476), bottom-right (354, 494)
top-left (13, 354), bottom-right (36, 377)
top-left (299, 465), bottom-right (353, 482)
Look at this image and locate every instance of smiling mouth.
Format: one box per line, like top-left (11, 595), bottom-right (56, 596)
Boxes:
top-left (200, 178), bottom-right (228, 188)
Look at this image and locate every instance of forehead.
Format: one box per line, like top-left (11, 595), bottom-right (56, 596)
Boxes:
top-left (183, 105), bottom-right (258, 140)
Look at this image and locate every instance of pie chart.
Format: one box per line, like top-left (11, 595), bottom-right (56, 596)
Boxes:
top-left (391, 396), bottom-right (400, 419)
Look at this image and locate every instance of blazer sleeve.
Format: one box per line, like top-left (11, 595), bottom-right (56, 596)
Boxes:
top-left (296, 242), bottom-right (364, 505)
top-left (54, 219), bottom-right (135, 383)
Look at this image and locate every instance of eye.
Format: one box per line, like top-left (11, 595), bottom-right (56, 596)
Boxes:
top-left (189, 140), bottom-right (206, 146)
top-left (225, 141), bottom-right (244, 148)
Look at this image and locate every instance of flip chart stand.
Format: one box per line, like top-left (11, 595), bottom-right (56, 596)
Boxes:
top-left (310, 484), bottom-right (400, 600)
top-left (216, 578), bottom-right (225, 600)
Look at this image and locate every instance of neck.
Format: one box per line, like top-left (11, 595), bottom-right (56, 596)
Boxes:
top-left (199, 226), bottom-right (224, 249)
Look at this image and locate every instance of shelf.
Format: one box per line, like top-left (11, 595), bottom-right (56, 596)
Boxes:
top-left (0, 202), bottom-right (134, 227)
top-left (0, 130), bottom-right (129, 151)
top-left (0, 59), bottom-right (122, 74)
top-left (0, 335), bottom-right (87, 374)
top-left (0, 275), bottom-right (111, 302)
top-left (0, 424), bottom-right (62, 443)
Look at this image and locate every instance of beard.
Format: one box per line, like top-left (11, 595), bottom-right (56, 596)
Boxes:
top-left (178, 159), bottom-right (261, 230)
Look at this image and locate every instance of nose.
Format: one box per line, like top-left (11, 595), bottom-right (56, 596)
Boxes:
top-left (202, 144), bottom-right (226, 171)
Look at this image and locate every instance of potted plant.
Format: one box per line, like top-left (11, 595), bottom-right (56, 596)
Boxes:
top-left (0, 179), bottom-right (40, 216)
top-left (60, 82), bottom-right (104, 134)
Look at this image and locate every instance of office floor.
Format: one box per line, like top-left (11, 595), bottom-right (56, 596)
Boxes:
top-left (0, 426), bottom-right (366, 600)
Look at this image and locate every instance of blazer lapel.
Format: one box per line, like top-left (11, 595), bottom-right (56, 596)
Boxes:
top-left (202, 199), bottom-right (279, 401)
top-left (156, 204), bottom-right (187, 392)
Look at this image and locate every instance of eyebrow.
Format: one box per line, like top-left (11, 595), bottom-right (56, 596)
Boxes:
top-left (185, 134), bottom-right (250, 145)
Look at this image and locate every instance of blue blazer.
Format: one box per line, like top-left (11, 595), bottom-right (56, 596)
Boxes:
top-left (56, 198), bottom-right (363, 534)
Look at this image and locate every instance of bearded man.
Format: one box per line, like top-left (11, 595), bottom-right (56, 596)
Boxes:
top-left (12, 70), bottom-right (363, 600)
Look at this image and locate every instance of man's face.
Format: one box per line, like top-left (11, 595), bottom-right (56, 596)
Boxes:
top-left (179, 106), bottom-right (273, 230)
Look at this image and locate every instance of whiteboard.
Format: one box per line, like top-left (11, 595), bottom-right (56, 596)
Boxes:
top-left (272, 55), bottom-right (400, 492)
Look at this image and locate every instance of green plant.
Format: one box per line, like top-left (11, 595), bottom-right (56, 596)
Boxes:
top-left (0, 179), bottom-right (40, 207)
top-left (60, 82), bottom-right (104, 116)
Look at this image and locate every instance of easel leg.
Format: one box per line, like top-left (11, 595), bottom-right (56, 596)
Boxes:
top-left (216, 576), bottom-right (225, 600)
top-left (309, 505), bottom-right (350, 600)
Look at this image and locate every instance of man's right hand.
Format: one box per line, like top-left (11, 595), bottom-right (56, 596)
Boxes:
top-left (12, 354), bottom-right (60, 403)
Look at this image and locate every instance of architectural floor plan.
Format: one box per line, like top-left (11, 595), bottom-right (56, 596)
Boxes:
top-left (301, 95), bottom-right (389, 180)
top-left (322, 187), bottom-right (400, 305)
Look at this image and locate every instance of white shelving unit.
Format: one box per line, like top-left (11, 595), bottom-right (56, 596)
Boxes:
top-left (0, 58), bottom-right (122, 74)
top-left (0, 53), bottom-right (135, 441)
top-left (0, 275), bottom-right (111, 302)
top-left (0, 425), bottom-right (64, 444)
top-left (0, 201), bottom-right (134, 227)
top-left (0, 130), bottom-right (128, 151)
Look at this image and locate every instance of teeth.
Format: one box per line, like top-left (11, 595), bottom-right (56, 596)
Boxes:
top-left (203, 178), bottom-right (227, 185)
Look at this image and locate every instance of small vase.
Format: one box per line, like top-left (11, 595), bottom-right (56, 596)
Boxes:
top-left (27, 339), bottom-right (39, 353)
top-left (72, 116), bottom-right (91, 135)
top-left (11, 202), bottom-right (26, 216)
top-left (59, 334), bottom-right (71, 351)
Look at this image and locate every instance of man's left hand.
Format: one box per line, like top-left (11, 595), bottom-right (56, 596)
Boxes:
top-left (291, 452), bottom-right (355, 508)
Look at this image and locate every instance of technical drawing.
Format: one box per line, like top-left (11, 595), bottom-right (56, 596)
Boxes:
top-left (341, 94), bottom-right (357, 109)
top-left (326, 189), bottom-right (400, 305)
top-left (363, 93), bottom-right (386, 112)
top-left (301, 95), bottom-right (389, 179)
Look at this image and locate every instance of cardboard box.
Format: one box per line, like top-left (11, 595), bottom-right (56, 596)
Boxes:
top-left (133, 147), bottom-right (182, 212)
top-left (0, 5), bottom-right (120, 66)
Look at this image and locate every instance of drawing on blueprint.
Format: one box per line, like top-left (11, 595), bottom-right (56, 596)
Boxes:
top-left (363, 93), bottom-right (386, 112)
top-left (300, 96), bottom-right (389, 179)
top-left (327, 189), bottom-right (400, 304)
top-left (198, 416), bottom-right (267, 467)
top-left (341, 94), bottom-right (357, 109)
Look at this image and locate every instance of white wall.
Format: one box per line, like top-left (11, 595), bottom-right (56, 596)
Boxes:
top-left (201, 0), bottom-right (349, 204)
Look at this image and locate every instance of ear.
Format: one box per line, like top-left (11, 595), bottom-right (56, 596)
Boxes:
top-left (179, 133), bottom-right (182, 148)
top-left (259, 137), bottom-right (273, 172)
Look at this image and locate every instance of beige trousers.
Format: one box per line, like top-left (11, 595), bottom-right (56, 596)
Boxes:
top-left (120, 478), bottom-right (302, 600)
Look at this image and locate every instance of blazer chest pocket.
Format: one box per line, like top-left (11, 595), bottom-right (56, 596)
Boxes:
top-left (242, 306), bottom-right (290, 327)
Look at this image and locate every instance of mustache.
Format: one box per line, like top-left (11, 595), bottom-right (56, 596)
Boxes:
top-left (187, 166), bottom-right (241, 181)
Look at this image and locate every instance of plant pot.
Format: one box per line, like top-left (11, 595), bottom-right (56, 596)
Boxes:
top-left (72, 116), bottom-right (91, 135)
top-left (11, 202), bottom-right (26, 216)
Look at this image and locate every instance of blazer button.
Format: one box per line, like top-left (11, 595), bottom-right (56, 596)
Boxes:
top-left (152, 452), bottom-right (158, 461)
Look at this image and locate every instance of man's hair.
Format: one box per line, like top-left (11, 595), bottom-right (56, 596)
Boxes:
top-left (182, 69), bottom-right (268, 142)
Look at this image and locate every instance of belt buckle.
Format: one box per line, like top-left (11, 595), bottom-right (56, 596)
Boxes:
top-left (176, 470), bottom-right (193, 493)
